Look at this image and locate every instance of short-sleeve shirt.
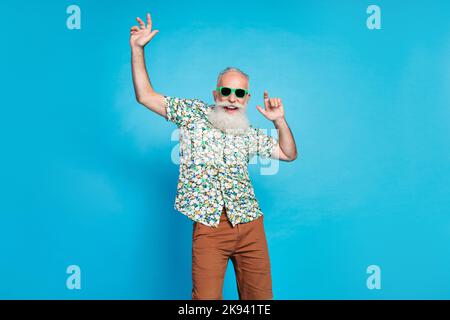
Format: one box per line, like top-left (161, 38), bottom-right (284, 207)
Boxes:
top-left (164, 95), bottom-right (277, 227)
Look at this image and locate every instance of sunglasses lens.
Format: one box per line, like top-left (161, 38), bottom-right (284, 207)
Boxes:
top-left (220, 87), bottom-right (231, 96)
top-left (235, 89), bottom-right (246, 98)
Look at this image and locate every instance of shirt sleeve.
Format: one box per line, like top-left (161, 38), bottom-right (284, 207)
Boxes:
top-left (163, 95), bottom-right (208, 127)
top-left (248, 127), bottom-right (278, 159)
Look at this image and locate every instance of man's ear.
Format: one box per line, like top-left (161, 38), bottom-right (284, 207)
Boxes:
top-left (212, 90), bottom-right (217, 100)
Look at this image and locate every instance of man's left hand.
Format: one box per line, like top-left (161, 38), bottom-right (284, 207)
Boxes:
top-left (256, 90), bottom-right (285, 122)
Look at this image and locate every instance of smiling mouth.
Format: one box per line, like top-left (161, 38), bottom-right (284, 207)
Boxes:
top-left (224, 106), bottom-right (239, 112)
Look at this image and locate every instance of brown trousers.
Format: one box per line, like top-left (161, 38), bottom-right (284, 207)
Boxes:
top-left (192, 207), bottom-right (273, 300)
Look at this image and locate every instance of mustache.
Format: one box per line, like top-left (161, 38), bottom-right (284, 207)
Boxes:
top-left (214, 100), bottom-right (246, 109)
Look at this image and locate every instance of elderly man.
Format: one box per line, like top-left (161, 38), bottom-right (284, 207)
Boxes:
top-left (130, 12), bottom-right (298, 300)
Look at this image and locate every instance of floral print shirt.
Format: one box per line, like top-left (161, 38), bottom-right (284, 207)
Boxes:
top-left (164, 95), bottom-right (277, 228)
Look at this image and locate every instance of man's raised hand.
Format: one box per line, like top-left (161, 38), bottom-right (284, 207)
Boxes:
top-left (130, 12), bottom-right (159, 48)
top-left (256, 90), bottom-right (285, 122)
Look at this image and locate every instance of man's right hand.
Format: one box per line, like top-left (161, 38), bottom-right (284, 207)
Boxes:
top-left (130, 12), bottom-right (159, 48)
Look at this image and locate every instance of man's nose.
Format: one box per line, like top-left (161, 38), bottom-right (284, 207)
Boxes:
top-left (228, 93), bottom-right (237, 103)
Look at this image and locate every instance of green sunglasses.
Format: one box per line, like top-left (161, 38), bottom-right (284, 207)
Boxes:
top-left (216, 86), bottom-right (249, 98)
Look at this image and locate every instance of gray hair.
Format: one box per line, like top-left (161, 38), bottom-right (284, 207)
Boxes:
top-left (217, 67), bottom-right (249, 85)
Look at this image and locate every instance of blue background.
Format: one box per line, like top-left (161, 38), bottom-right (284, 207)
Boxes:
top-left (0, 0), bottom-right (449, 299)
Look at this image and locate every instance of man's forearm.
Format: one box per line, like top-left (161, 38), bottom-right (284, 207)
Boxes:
top-left (274, 118), bottom-right (298, 161)
top-left (131, 45), bottom-right (155, 102)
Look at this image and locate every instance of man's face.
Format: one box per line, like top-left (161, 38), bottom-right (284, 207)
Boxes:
top-left (207, 71), bottom-right (251, 133)
top-left (212, 71), bottom-right (251, 114)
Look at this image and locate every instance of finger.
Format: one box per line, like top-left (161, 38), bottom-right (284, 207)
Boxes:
top-left (273, 98), bottom-right (280, 108)
top-left (270, 98), bottom-right (276, 108)
top-left (146, 13), bottom-right (152, 29)
top-left (147, 29), bottom-right (159, 40)
top-left (277, 98), bottom-right (283, 108)
top-left (130, 26), bottom-right (139, 31)
top-left (273, 98), bottom-right (279, 108)
top-left (263, 90), bottom-right (270, 108)
top-left (136, 17), bottom-right (146, 29)
top-left (256, 105), bottom-right (267, 116)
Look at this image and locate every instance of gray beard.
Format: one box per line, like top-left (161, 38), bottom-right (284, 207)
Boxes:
top-left (207, 103), bottom-right (250, 135)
